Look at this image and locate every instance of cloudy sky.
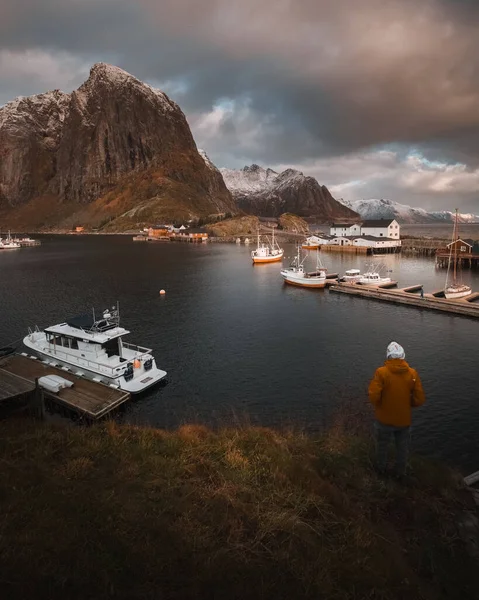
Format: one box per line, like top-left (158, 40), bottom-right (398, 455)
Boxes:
top-left (1, 0), bottom-right (479, 212)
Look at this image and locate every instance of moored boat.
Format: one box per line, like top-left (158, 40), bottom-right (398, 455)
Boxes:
top-left (281, 247), bottom-right (327, 288)
top-left (358, 263), bottom-right (392, 285)
top-left (251, 228), bottom-right (284, 264)
top-left (444, 209), bottom-right (472, 300)
top-left (23, 305), bottom-right (167, 394)
top-left (0, 231), bottom-right (20, 250)
top-left (341, 268), bottom-right (362, 282)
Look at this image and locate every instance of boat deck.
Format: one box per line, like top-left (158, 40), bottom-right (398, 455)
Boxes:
top-left (0, 355), bottom-right (130, 419)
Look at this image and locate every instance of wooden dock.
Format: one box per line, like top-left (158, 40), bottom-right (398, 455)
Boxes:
top-left (329, 282), bottom-right (479, 319)
top-left (0, 355), bottom-right (130, 420)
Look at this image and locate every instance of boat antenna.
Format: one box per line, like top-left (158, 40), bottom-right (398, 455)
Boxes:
top-left (92, 307), bottom-right (96, 323)
top-left (453, 208), bottom-right (458, 285)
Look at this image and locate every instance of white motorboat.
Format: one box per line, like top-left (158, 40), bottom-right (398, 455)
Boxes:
top-left (23, 305), bottom-right (167, 394)
top-left (358, 263), bottom-right (392, 285)
top-left (281, 247), bottom-right (327, 288)
top-left (342, 268), bottom-right (362, 282)
top-left (251, 227), bottom-right (284, 264)
top-left (444, 209), bottom-right (472, 300)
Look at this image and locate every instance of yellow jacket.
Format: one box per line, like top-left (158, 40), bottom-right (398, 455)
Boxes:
top-left (368, 359), bottom-right (425, 427)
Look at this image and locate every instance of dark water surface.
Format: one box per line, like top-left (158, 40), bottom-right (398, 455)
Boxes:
top-left (0, 235), bottom-right (478, 471)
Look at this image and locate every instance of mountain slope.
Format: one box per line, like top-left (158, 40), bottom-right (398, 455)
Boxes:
top-left (339, 198), bottom-right (479, 224)
top-left (0, 63), bottom-right (236, 230)
top-left (220, 165), bottom-right (358, 221)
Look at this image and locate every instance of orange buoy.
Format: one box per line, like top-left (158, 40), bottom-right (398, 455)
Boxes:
top-left (159, 289), bottom-right (166, 295)
top-left (133, 359), bottom-right (141, 369)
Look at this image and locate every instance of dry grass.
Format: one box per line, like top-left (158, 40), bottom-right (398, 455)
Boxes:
top-left (0, 417), bottom-right (477, 600)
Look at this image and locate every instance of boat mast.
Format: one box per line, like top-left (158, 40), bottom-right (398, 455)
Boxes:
top-left (453, 208), bottom-right (458, 285)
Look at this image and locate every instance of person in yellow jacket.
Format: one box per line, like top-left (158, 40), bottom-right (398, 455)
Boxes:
top-left (368, 341), bottom-right (425, 478)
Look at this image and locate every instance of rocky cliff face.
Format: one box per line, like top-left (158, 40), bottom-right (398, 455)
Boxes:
top-left (220, 165), bottom-right (358, 222)
top-left (0, 63), bottom-right (236, 230)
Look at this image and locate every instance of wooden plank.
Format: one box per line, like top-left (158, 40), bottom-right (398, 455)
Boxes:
top-left (464, 471), bottom-right (479, 487)
top-left (330, 284), bottom-right (479, 319)
top-left (0, 355), bottom-right (130, 419)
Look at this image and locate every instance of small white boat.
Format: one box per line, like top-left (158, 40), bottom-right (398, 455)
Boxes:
top-left (0, 231), bottom-right (20, 250)
top-left (281, 247), bottom-right (327, 288)
top-left (342, 269), bottom-right (362, 282)
top-left (23, 304), bottom-right (167, 394)
top-left (444, 209), bottom-right (472, 299)
top-left (301, 235), bottom-right (321, 250)
top-left (358, 263), bottom-right (392, 285)
top-left (251, 228), bottom-right (284, 264)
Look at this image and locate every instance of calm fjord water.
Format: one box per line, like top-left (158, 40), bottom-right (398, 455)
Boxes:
top-left (0, 235), bottom-right (478, 471)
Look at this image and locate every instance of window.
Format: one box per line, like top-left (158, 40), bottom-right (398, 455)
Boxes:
top-left (380, 233), bottom-right (383, 237)
top-left (461, 245), bottom-right (467, 252)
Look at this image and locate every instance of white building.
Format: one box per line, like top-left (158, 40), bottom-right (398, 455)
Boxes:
top-left (329, 219), bottom-right (400, 239)
top-left (330, 223), bottom-right (362, 237)
top-left (359, 219), bottom-right (400, 239)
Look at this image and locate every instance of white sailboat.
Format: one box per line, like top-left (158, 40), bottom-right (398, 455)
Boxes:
top-left (281, 247), bottom-right (327, 288)
top-left (251, 227), bottom-right (284, 264)
top-left (23, 304), bottom-right (167, 394)
top-left (444, 209), bottom-right (472, 300)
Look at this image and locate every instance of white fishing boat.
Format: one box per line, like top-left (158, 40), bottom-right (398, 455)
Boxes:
top-left (251, 228), bottom-right (284, 264)
top-left (444, 209), bottom-right (472, 299)
top-left (0, 231), bottom-right (20, 250)
top-left (358, 263), bottom-right (392, 285)
top-left (342, 268), bottom-right (362, 282)
top-left (281, 247), bottom-right (327, 288)
top-left (23, 305), bottom-right (167, 394)
top-left (301, 235), bottom-right (321, 250)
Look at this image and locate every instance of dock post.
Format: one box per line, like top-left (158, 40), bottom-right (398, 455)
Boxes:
top-left (33, 377), bottom-right (45, 420)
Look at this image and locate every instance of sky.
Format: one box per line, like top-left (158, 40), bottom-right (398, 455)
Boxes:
top-left (1, 0), bottom-right (479, 212)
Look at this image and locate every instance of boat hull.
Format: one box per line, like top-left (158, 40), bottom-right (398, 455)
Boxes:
top-left (281, 272), bottom-right (326, 288)
top-left (301, 244), bottom-right (319, 250)
top-left (252, 253), bottom-right (283, 264)
top-left (23, 338), bottom-right (167, 394)
top-left (445, 287), bottom-right (472, 300)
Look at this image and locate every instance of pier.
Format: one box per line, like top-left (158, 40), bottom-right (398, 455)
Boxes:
top-left (0, 355), bottom-right (130, 420)
top-left (329, 282), bottom-right (479, 319)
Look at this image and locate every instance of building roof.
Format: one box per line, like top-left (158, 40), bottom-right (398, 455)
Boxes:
top-left (447, 238), bottom-right (472, 248)
top-left (330, 223), bottom-right (357, 228)
top-left (361, 219), bottom-right (396, 227)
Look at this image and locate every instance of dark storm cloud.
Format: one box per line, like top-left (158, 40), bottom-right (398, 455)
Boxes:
top-left (1, 0), bottom-right (479, 210)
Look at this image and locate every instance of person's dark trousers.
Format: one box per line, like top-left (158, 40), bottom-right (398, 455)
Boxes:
top-left (375, 421), bottom-right (411, 476)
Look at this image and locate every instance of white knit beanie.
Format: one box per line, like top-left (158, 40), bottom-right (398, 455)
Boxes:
top-left (387, 341), bottom-right (405, 360)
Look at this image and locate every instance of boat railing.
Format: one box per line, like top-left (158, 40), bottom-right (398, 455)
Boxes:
top-left (122, 342), bottom-right (152, 356)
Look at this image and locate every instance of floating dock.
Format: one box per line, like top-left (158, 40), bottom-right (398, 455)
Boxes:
top-left (0, 355), bottom-right (130, 420)
top-left (330, 282), bottom-right (479, 319)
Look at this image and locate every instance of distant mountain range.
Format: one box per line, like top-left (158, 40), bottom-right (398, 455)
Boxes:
top-left (338, 198), bottom-right (479, 224)
top-left (220, 165), bottom-right (358, 222)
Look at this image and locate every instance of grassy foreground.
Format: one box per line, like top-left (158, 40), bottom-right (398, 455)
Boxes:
top-left (0, 418), bottom-right (477, 600)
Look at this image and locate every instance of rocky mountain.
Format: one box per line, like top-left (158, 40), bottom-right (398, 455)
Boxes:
top-left (339, 198), bottom-right (479, 224)
top-left (220, 165), bottom-right (358, 222)
top-left (0, 63), bottom-right (236, 230)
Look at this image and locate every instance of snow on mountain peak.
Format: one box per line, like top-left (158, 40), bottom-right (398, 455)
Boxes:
top-left (339, 198), bottom-right (479, 224)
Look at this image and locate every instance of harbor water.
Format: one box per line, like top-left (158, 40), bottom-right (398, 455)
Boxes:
top-left (0, 233), bottom-right (478, 471)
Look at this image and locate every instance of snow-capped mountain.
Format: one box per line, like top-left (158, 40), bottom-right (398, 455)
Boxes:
top-left (220, 164), bottom-right (358, 221)
top-left (339, 198), bottom-right (479, 224)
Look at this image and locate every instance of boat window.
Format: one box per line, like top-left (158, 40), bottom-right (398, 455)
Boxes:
top-left (103, 337), bottom-right (120, 358)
